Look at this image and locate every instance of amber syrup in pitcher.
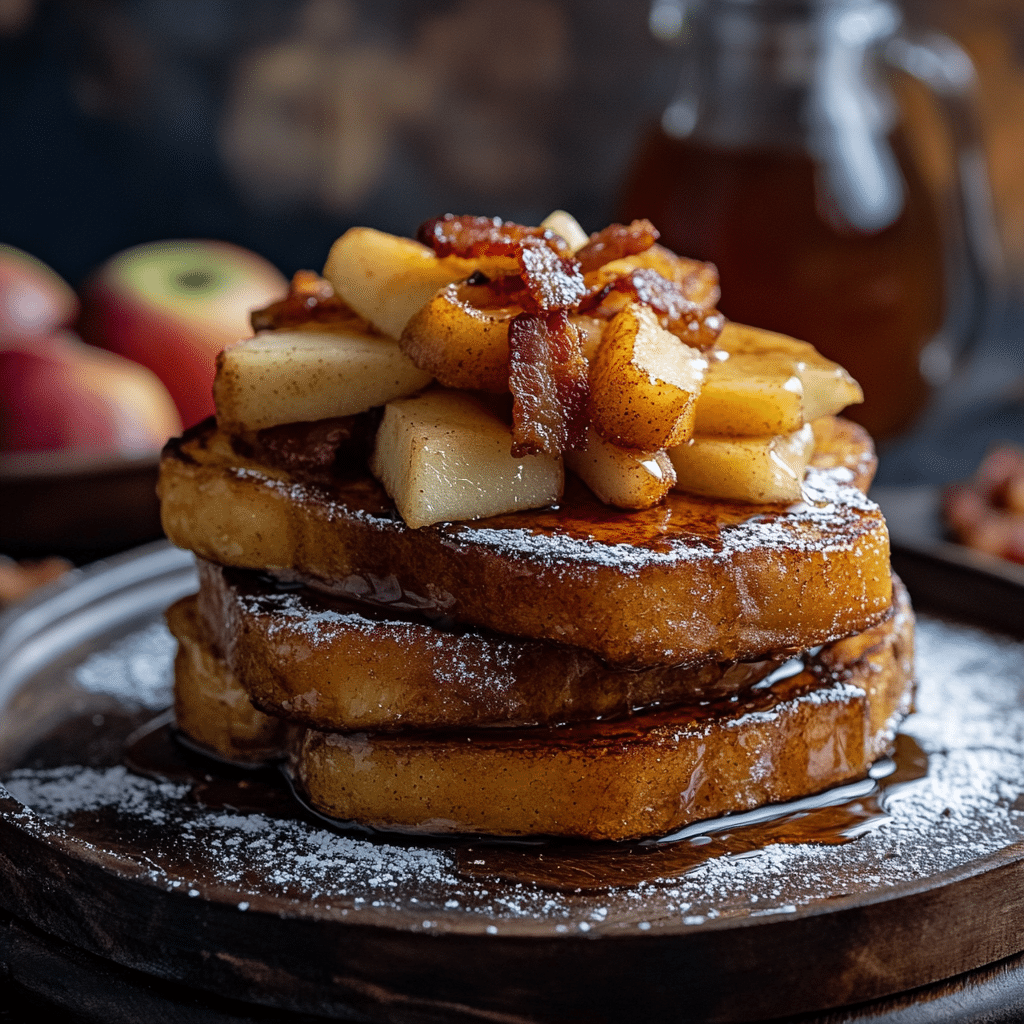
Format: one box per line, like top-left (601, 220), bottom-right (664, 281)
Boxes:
top-left (619, 127), bottom-right (944, 439)
top-left (618, 0), bottom-right (958, 440)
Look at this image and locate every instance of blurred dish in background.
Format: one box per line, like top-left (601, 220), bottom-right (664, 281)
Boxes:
top-left (0, 449), bottom-right (166, 562)
top-left (0, 553), bottom-right (70, 609)
top-left (944, 444), bottom-right (1024, 566)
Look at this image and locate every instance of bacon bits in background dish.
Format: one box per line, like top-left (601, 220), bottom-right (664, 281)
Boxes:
top-left (945, 445), bottom-right (1024, 565)
top-left (0, 555), bottom-right (71, 609)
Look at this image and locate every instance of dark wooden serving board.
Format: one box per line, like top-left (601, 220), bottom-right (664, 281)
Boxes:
top-left (1, 541), bottom-right (1024, 1023)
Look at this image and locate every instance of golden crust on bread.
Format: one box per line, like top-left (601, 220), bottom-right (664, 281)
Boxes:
top-left (158, 416), bottom-right (891, 667)
top-left (169, 577), bottom-right (913, 841)
top-left (196, 559), bottom-right (795, 731)
top-left (166, 596), bottom-right (291, 764)
top-left (292, 579), bottom-right (913, 841)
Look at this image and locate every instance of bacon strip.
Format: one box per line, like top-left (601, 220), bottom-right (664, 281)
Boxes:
top-left (417, 214), bottom-right (571, 259)
top-left (574, 219), bottom-right (660, 274)
top-left (580, 267), bottom-right (723, 347)
top-left (465, 248), bottom-right (587, 313)
top-left (508, 311), bottom-right (589, 457)
top-left (517, 240), bottom-right (587, 312)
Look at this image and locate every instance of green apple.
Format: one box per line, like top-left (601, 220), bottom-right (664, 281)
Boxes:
top-left (77, 240), bottom-right (288, 427)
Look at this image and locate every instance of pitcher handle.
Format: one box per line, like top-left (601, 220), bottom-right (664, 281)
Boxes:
top-left (884, 29), bottom-right (1005, 384)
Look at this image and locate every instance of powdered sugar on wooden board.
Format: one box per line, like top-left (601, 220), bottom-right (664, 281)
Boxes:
top-left (4, 614), bottom-right (1024, 936)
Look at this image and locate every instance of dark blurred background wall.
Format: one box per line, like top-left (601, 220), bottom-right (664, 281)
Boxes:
top-left (4, 0), bottom-right (1024, 288)
top-left (0, 0), bottom-right (679, 286)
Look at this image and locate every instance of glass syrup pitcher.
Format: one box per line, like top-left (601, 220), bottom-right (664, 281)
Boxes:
top-left (620, 0), bottom-right (1002, 439)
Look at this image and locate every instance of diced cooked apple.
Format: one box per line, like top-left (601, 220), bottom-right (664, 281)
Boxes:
top-left (694, 323), bottom-right (862, 436)
top-left (400, 283), bottom-right (520, 392)
top-left (800, 355), bottom-right (864, 422)
top-left (695, 347), bottom-right (805, 437)
top-left (214, 330), bottom-right (432, 433)
top-left (370, 390), bottom-right (563, 529)
top-left (589, 302), bottom-right (707, 451)
top-left (565, 427), bottom-right (675, 509)
top-left (570, 314), bottom-right (605, 361)
top-left (540, 210), bottom-right (589, 253)
top-left (668, 424), bottom-right (815, 503)
top-left (323, 228), bottom-right (476, 340)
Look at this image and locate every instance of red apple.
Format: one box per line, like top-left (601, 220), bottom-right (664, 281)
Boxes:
top-left (77, 240), bottom-right (288, 427)
top-left (0, 244), bottom-right (78, 339)
top-left (0, 333), bottom-right (182, 456)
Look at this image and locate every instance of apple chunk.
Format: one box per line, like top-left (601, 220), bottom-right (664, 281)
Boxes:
top-left (540, 210), bottom-right (589, 253)
top-left (695, 323), bottom-right (862, 436)
top-left (589, 302), bottom-right (707, 451)
top-left (214, 330), bottom-right (432, 433)
top-left (371, 390), bottom-right (562, 529)
top-left (400, 283), bottom-right (519, 392)
top-left (668, 424), bottom-right (815, 503)
top-left (323, 228), bottom-right (477, 341)
top-left (565, 427), bottom-right (675, 509)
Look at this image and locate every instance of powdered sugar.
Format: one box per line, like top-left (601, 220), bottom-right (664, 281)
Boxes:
top-left (3, 612), bottom-right (1024, 936)
top-left (74, 621), bottom-right (176, 710)
top-left (457, 470), bottom-right (878, 570)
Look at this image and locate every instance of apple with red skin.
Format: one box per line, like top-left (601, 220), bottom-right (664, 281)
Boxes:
top-left (77, 240), bottom-right (288, 428)
top-left (0, 332), bottom-right (182, 456)
top-left (0, 243), bottom-right (78, 339)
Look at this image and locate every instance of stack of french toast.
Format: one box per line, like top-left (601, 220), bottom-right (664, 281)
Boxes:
top-left (159, 213), bottom-right (913, 842)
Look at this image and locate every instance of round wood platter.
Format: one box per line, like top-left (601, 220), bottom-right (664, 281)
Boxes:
top-left (2, 541), bottom-right (1024, 1023)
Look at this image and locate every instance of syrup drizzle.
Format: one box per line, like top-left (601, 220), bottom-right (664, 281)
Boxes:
top-left (455, 734), bottom-right (928, 892)
top-left (122, 715), bottom-right (928, 894)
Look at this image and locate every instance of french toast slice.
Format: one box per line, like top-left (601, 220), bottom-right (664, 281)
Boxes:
top-left (169, 578), bottom-right (912, 840)
top-left (158, 416), bottom-right (891, 668)
top-left (292, 578), bottom-right (913, 841)
top-left (194, 559), bottom-right (796, 732)
top-left (166, 596), bottom-right (291, 764)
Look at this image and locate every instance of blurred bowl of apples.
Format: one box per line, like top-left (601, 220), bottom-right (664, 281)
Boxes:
top-left (0, 240), bottom-right (287, 559)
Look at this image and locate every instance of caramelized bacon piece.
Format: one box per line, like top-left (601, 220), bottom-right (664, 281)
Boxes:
top-left (466, 270), bottom-right (531, 305)
top-left (417, 214), bottom-right (571, 259)
top-left (509, 311), bottom-right (589, 456)
top-left (467, 250), bottom-right (586, 313)
top-left (251, 271), bottom-right (370, 333)
top-left (418, 216), bottom-right (584, 313)
top-left (581, 267), bottom-right (724, 348)
top-left (676, 260), bottom-right (721, 306)
top-left (574, 219), bottom-right (660, 274)
top-left (517, 240), bottom-right (587, 311)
